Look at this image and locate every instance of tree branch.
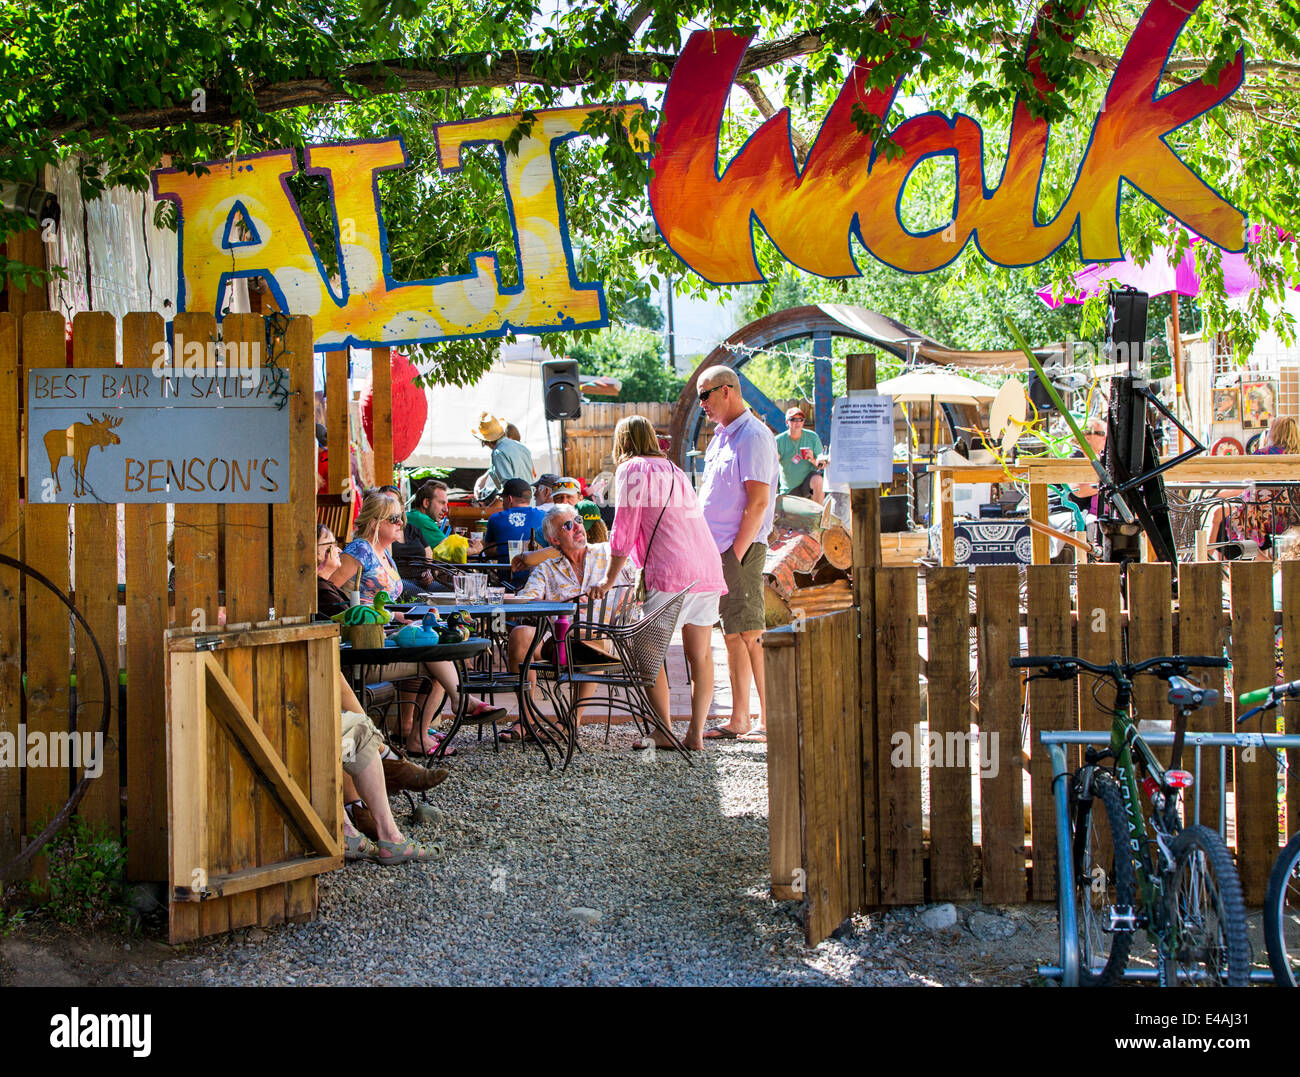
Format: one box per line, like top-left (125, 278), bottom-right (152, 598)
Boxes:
top-left (736, 76), bottom-right (811, 165)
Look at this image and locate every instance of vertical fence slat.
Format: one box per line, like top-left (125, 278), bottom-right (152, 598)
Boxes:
top-left (0, 314), bottom-right (19, 864)
top-left (876, 567), bottom-right (923, 904)
top-left (72, 311), bottom-right (121, 832)
top-left (1177, 563), bottom-right (1228, 825)
top-left (254, 640), bottom-right (286, 926)
top-left (1229, 561), bottom-right (1275, 904)
top-left (799, 611), bottom-right (832, 940)
top-left (975, 565), bottom-right (1024, 902)
top-left (274, 315), bottom-right (317, 918)
top-left (221, 313), bottom-right (269, 930)
top-left (1026, 565), bottom-right (1073, 901)
top-left (1075, 563), bottom-right (1123, 724)
top-left (1127, 563), bottom-right (1173, 763)
top-left (926, 566), bottom-right (974, 900)
top-left (1284, 562), bottom-right (1300, 841)
top-left (325, 351), bottom-right (348, 495)
top-left (122, 314), bottom-right (169, 880)
top-left (22, 312), bottom-right (72, 873)
top-left (167, 312), bottom-right (228, 936)
top-left (841, 609), bottom-right (864, 916)
top-left (764, 633), bottom-right (801, 900)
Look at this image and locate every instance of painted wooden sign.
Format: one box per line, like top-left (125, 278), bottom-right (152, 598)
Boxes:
top-left (650, 0), bottom-right (1245, 281)
top-left (27, 368), bottom-right (290, 503)
top-left (151, 0), bottom-right (1243, 347)
top-left (152, 106), bottom-right (649, 352)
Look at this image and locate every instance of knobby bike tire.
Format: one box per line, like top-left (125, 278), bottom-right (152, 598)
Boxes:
top-left (1071, 772), bottom-right (1136, 986)
top-left (1264, 831), bottom-right (1300, 988)
top-left (1162, 825), bottom-right (1250, 987)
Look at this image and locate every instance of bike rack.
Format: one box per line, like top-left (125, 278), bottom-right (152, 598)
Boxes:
top-left (1038, 729), bottom-right (1300, 986)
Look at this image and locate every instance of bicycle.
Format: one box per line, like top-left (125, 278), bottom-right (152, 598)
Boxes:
top-left (1017, 653), bottom-right (1251, 986)
top-left (1236, 678), bottom-right (1300, 987)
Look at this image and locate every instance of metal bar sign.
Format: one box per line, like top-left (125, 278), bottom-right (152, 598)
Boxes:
top-left (826, 393), bottom-right (894, 489)
top-left (27, 368), bottom-right (290, 503)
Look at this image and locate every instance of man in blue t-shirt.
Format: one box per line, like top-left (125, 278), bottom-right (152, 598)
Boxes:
top-left (485, 478), bottom-right (546, 585)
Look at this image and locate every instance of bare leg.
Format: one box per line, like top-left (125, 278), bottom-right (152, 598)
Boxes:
top-left (682, 622), bottom-right (714, 748)
top-left (810, 472), bottom-right (825, 505)
top-left (350, 755), bottom-right (404, 844)
top-left (718, 631), bottom-right (752, 735)
top-left (740, 628), bottom-right (766, 734)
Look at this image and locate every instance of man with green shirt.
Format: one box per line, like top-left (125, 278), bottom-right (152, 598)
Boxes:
top-left (406, 480), bottom-right (450, 548)
top-left (775, 406), bottom-right (826, 504)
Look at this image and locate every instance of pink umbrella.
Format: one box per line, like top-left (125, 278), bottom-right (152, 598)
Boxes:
top-left (1036, 226), bottom-right (1297, 307)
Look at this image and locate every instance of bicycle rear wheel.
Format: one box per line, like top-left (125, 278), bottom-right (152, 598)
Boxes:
top-left (1071, 772), bottom-right (1136, 986)
top-left (1264, 832), bottom-right (1300, 987)
top-left (1161, 825), bottom-right (1250, 986)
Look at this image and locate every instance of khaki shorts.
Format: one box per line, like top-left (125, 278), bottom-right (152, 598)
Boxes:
top-left (718, 542), bottom-right (766, 635)
top-left (341, 710), bottom-right (384, 777)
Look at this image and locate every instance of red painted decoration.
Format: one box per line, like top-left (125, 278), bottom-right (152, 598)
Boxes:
top-left (362, 351), bottom-right (427, 463)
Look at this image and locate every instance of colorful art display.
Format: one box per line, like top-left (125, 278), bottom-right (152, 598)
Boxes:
top-left (1242, 380), bottom-right (1278, 429)
top-left (1212, 387), bottom-right (1241, 423)
top-left (153, 106), bottom-right (649, 352)
top-left (153, 0), bottom-right (1245, 350)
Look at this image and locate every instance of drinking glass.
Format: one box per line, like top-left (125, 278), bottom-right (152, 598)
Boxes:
top-left (486, 586), bottom-right (505, 605)
top-left (453, 576), bottom-right (470, 605)
top-left (508, 540), bottom-right (525, 562)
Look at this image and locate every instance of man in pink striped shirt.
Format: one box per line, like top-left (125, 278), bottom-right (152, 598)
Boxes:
top-left (695, 366), bottom-right (779, 743)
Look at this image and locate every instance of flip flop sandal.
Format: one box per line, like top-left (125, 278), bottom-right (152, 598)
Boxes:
top-left (702, 726), bottom-right (741, 740)
top-left (467, 702), bottom-right (509, 723)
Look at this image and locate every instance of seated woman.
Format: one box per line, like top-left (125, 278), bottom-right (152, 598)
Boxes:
top-left (319, 517), bottom-right (505, 755)
top-left (1213, 416), bottom-right (1300, 558)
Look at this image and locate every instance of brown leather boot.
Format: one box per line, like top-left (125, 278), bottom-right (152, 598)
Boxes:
top-left (347, 802), bottom-right (379, 840)
top-left (382, 757), bottom-right (450, 793)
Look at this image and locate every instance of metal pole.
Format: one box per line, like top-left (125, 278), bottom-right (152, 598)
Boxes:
top-left (666, 271), bottom-right (675, 372)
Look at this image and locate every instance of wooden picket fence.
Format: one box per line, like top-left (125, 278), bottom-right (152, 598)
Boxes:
top-left (767, 561), bottom-right (1300, 945)
top-left (0, 311), bottom-right (323, 935)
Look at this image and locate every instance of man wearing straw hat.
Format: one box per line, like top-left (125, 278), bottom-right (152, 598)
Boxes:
top-left (473, 412), bottom-right (535, 501)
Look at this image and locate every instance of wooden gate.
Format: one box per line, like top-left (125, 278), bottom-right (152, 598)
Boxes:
top-left (166, 623), bottom-right (342, 943)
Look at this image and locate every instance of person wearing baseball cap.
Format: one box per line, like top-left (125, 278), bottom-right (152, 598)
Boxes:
top-left (575, 498), bottom-right (607, 542)
top-left (551, 477), bottom-right (581, 506)
top-left (532, 473), bottom-right (561, 509)
top-left (472, 412), bottom-right (534, 500)
top-left (776, 405), bottom-right (826, 504)
top-left (484, 477), bottom-right (547, 578)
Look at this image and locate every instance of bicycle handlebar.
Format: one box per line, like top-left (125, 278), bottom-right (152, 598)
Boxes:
top-left (1010, 654), bottom-right (1230, 680)
top-left (1238, 678), bottom-right (1300, 706)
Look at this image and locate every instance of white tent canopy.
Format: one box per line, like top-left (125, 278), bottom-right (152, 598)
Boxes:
top-left (406, 336), bottom-right (561, 474)
top-left (874, 369), bottom-right (998, 406)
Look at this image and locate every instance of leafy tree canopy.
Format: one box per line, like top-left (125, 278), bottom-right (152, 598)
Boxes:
top-left (3, 0), bottom-right (1298, 380)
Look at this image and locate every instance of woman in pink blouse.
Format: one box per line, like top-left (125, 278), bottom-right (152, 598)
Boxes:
top-left (592, 416), bottom-right (726, 750)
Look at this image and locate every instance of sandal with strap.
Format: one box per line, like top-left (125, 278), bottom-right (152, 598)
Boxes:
top-left (344, 832), bottom-right (379, 861)
top-left (368, 838), bottom-right (440, 864)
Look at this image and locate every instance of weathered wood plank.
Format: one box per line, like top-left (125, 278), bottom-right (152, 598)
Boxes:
top-left (167, 651), bottom-right (206, 943)
top-left (122, 313), bottom-right (169, 880)
top-left (72, 311), bottom-right (120, 832)
top-left (926, 567), bottom-right (974, 900)
top-left (1283, 563), bottom-right (1300, 848)
top-left (21, 312), bottom-right (72, 875)
top-left (975, 565), bottom-right (1024, 903)
top-left (875, 567), bottom-right (923, 904)
top-left (1026, 566), bottom-right (1073, 902)
top-left (1127, 564), bottom-right (1174, 765)
top-left (253, 640), bottom-right (285, 926)
top-left (371, 347), bottom-right (392, 484)
top-left (1176, 563), bottom-right (1228, 826)
top-left (1230, 561), bottom-right (1275, 904)
top-left (0, 314), bottom-right (20, 865)
top-left (764, 629), bottom-right (801, 899)
top-left (325, 350), bottom-right (348, 494)
top-left (283, 641), bottom-right (315, 921)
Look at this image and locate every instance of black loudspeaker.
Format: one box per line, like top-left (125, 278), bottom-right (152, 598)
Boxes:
top-left (1106, 288), bottom-right (1149, 369)
top-left (541, 359), bottom-right (581, 420)
top-left (1027, 370), bottom-right (1056, 412)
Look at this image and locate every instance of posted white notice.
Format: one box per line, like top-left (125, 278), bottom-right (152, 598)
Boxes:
top-left (826, 394), bottom-right (893, 488)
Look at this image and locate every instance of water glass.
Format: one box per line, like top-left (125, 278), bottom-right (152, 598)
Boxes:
top-left (508, 540), bottom-right (525, 562)
top-left (453, 576), bottom-right (470, 605)
top-left (466, 574), bottom-right (486, 604)
top-left (486, 586), bottom-right (505, 605)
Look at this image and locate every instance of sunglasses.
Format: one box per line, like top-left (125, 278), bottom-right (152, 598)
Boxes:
top-left (385, 514), bottom-right (406, 526)
top-left (317, 541), bottom-right (340, 557)
top-left (698, 385), bottom-right (727, 404)
top-left (788, 416), bottom-right (805, 423)
top-left (559, 518), bottom-right (582, 533)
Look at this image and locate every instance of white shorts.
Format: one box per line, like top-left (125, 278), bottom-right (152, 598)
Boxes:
top-left (648, 588), bottom-right (720, 631)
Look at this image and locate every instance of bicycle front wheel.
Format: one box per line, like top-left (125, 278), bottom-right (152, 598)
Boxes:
top-left (1264, 831), bottom-right (1300, 987)
top-left (1071, 772), bottom-right (1136, 986)
top-left (1161, 825), bottom-right (1250, 986)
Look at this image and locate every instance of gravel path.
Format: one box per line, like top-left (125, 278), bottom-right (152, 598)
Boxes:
top-left (155, 724), bottom-right (1056, 987)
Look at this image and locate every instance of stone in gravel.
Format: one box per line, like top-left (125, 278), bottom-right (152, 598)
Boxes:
top-left (565, 907), bottom-right (602, 924)
top-left (246, 928), bottom-right (269, 943)
top-left (918, 904), bottom-right (958, 930)
top-left (968, 912), bottom-right (1017, 941)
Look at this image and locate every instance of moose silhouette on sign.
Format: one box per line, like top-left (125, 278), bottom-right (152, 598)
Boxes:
top-left (44, 412), bottom-right (125, 497)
